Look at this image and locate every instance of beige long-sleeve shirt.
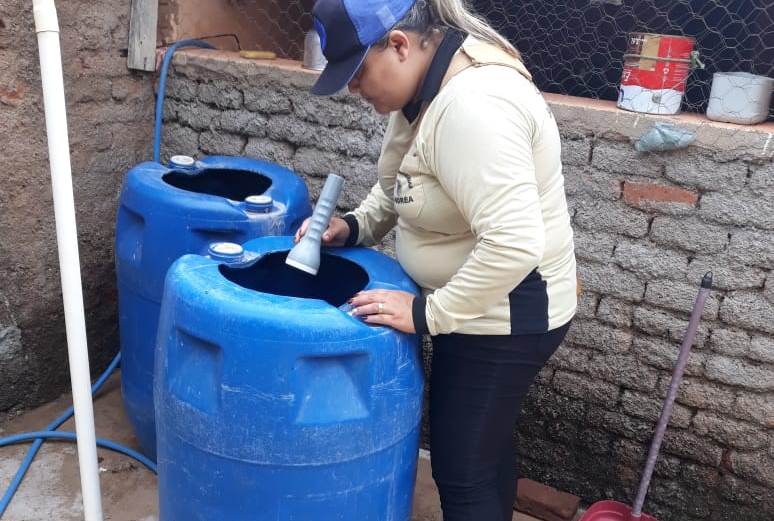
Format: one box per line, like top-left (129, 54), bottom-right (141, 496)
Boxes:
top-left (347, 38), bottom-right (577, 336)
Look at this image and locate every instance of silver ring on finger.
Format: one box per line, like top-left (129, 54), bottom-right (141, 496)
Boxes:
top-left (378, 302), bottom-right (385, 314)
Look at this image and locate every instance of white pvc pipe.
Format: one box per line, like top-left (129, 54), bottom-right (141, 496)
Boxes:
top-left (32, 1), bottom-right (104, 520)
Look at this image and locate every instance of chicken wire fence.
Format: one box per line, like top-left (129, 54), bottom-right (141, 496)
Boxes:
top-left (230, 0), bottom-right (314, 62)
top-left (231, 0), bottom-right (774, 122)
top-left (475, 0), bottom-right (774, 122)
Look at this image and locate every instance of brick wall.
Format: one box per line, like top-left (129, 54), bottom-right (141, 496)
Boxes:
top-left (534, 103), bottom-right (774, 520)
top-left (0, 2), bottom-right (154, 414)
top-left (162, 50), bottom-right (773, 521)
top-left (160, 53), bottom-right (386, 220)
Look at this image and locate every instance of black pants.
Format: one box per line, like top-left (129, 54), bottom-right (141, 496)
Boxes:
top-left (429, 323), bottom-right (570, 521)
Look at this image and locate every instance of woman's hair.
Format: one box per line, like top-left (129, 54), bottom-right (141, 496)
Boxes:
top-left (377, 0), bottom-right (520, 59)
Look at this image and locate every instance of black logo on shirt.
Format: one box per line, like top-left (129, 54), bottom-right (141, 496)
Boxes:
top-left (395, 172), bottom-right (416, 204)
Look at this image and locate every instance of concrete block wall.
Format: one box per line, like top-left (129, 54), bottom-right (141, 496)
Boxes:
top-left (524, 102), bottom-right (774, 521)
top-left (160, 53), bottom-right (386, 223)
top-left (162, 50), bottom-right (773, 521)
top-left (0, 2), bottom-right (154, 415)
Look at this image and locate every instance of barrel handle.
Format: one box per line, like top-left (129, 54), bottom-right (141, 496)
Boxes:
top-left (115, 205), bottom-right (146, 270)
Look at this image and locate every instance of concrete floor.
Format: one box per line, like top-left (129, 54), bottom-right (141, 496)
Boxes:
top-left (0, 373), bottom-right (537, 521)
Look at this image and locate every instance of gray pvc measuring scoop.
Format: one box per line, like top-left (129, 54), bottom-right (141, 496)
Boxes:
top-left (286, 173), bottom-right (345, 276)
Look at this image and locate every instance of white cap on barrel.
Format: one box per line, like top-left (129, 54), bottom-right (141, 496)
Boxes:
top-left (208, 242), bottom-right (244, 262)
top-left (245, 194), bottom-right (274, 213)
top-left (169, 155), bottom-right (196, 169)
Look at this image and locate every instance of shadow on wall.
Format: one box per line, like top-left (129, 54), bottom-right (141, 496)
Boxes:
top-left (158, 0), bottom-right (315, 59)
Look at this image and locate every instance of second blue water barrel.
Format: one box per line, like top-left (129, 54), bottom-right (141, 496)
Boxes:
top-left (115, 155), bottom-right (311, 459)
top-left (155, 236), bottom-right (424, 521)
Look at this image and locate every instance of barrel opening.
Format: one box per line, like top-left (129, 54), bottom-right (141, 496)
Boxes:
top-left (219, 251), bottom-right (369, 307)
top-left (163, 168), bottom-right (272, 200)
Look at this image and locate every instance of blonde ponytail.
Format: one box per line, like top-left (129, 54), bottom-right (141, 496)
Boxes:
top-left (378, 0), bottom-right (520, 60)
top-left (430, 0), bottom-right (520, 59)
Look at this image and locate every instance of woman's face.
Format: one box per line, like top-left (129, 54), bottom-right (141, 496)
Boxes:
top-left (347, 31), bottom-right (427, 114)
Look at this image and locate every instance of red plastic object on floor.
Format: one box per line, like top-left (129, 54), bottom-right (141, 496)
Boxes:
top-left (580, 500), bottom-right (658, 521)
top-left (579, 273), bottom-right (713, 521)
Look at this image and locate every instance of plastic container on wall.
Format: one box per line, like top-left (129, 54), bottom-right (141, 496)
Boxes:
top-left (115, 155), bottom-right (312, 460)
top-left (706, 72), bottom-right (774, 125)
top-left (154, 236), bottom-right (424, 521)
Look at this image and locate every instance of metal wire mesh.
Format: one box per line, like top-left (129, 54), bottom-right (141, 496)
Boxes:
top-left (231, 0), bottom-right (314, 61)
top-left (474, 0), bottom-right (774, 122)
top-left (231, 0), bottom-right (774, 122)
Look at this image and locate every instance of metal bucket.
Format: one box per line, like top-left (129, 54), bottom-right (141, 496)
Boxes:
top-left (618, 33), bottom-right (696, 115)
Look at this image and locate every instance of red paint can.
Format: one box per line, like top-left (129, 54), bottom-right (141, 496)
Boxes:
top-left (618, 33), bottom-right (696, 115)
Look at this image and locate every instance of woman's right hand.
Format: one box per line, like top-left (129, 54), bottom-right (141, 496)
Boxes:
top-left (294, 216), bottom-right (351, 247)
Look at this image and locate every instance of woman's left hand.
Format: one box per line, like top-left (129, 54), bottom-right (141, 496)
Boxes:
top-left (350, 290), bottom-right (416, 334)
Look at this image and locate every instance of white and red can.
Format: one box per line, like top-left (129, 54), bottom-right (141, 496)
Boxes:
top-left (618, 33), bottom-right (696, 115)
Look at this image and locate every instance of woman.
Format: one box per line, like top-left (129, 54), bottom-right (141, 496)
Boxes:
top-left (296, 1), bottom-right (577, 519)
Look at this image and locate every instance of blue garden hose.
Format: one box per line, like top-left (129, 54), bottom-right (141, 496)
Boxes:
top-left (1, 37), bottom-right (216, 519)
top-left (0, 352), bottom-right (156, 518)
top-left (153, 39), bottom-right (215, 163)
top-left (0, 432), bottom-right (156, 474)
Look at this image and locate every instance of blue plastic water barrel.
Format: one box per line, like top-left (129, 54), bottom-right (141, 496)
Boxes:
top-left (115, 156), bottom-right (311, 460)
top-left (155, 236), bottom-right (424, 521)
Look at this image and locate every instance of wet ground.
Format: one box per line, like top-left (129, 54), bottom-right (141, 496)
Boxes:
top-left (0, 373), bottom-right (538, 521)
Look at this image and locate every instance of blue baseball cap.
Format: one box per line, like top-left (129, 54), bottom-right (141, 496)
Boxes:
top-left (311, 0), bottom-right (417, 95)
